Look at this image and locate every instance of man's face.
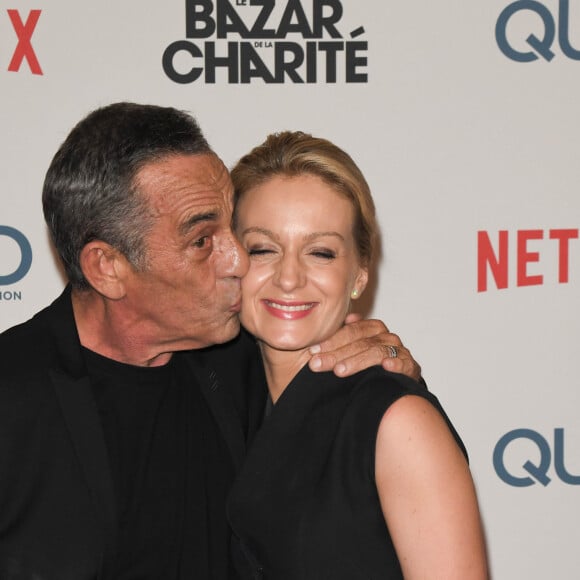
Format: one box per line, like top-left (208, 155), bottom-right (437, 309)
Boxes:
top-left (122, 153), bottom-right (249, 351)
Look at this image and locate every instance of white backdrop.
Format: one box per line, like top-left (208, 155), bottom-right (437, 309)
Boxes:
top-left (2, 1), bottom-right (579, 577)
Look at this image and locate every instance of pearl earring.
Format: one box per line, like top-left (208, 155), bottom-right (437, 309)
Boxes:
top-left (351, 289), bottom-right (358, 299)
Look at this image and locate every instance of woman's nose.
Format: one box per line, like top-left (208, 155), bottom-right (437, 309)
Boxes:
top-left (273, 253), bottom-right (306, 292)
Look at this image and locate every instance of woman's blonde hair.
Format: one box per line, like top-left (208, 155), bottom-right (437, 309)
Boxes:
top-left (231, 131), bottom-right (377, 266)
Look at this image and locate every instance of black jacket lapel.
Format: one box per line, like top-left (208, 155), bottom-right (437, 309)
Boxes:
top-left (187, 358), bottom-right (246, 472)
top-left (51, 371), bottom-right (117, 570)
top-left (45, 287), bottom-right (118, 571)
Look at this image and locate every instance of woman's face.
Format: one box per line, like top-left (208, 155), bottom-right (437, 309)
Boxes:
top-left (235, 173), bottom-right (368, 353)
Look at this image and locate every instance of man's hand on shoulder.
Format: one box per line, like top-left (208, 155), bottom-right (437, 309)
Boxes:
top-left (308, 314), bottom-right (422, 382)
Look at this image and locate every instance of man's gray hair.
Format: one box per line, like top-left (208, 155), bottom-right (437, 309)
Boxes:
top-left (42, 102), bottom-right (212, 289)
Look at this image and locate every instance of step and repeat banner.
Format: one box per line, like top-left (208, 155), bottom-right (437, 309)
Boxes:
top-left (2, 1), bottom-right (579, 577)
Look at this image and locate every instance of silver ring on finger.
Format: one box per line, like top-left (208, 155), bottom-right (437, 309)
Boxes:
top-left (384, 344), bottom-right (398, 358)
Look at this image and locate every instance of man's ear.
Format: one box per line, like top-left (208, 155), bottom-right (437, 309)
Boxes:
top-left (79, 241), bottom-right (129, 300)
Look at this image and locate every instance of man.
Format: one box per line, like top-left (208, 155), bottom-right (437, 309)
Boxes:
top-left (0, 103), bottom-right (420, 579)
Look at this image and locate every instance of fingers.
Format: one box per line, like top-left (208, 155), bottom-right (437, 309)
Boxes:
top-left (309, 328), bottom-right (422, 382)
top-left (312, 319), bottom-right (391, 356)
top-left (381, 344), bottom-right (422, 382)
top-left (308, 331), bottom-right (400, 374)
top-left (309, 338), bottom-right (389, 375)
top-left (308, 318), bottom-right (422, 381)
top-left (343, 312), bottom-right (363, 325)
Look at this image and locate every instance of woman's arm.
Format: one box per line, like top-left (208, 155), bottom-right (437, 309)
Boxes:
top-left (375, 395), bottom-right (488, 579)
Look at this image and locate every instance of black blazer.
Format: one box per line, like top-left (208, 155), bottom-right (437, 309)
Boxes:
top-left (0, 287), bottom-right (266, 580)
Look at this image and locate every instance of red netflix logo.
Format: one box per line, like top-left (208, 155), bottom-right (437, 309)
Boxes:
top-left (477, 229), bottom-right (579, 292)
top-left (6, 9), bottom-right (42, 75)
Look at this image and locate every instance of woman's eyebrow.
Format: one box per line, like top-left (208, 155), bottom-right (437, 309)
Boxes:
top-left (304, 231), bottom-right (345, 242)
top-left (241, 227), bottom-right (344, 242)
top-left (240, 226), bottom-right (276, 238)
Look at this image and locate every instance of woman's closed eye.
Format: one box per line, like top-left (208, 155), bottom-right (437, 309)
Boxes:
top-left (248, 246), bottom-right (275, 256)
top-left (310, 248), bottom-right (336, 260)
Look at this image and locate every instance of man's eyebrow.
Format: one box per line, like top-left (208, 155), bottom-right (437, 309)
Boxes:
top-left (179, 211), bottom-right (219, 236)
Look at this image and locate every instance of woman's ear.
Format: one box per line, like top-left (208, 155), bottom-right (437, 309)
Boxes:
top-left (351, 267), bottom-right (369, 300)
top-left (79, 241), bottom-right (128, 300)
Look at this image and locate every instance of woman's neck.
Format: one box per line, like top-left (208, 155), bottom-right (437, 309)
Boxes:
top-left (259, 345), bottom-right (312, 404)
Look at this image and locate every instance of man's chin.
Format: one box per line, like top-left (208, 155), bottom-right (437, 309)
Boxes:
top-left (179, 316), bottom-right (241, 351)
top-left (204, 316), bottom-right (241, 347)
top-left (214, 319), bottom-right (242, 345)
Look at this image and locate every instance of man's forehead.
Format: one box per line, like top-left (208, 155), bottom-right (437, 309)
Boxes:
top-left (134, 153), bottom-right (235, 221)
top-left (136, 152), bottom-right (231, 191)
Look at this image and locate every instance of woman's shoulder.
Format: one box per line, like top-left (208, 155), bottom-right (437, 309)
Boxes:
top-left (346, 366), bottom-right (433, 411)
top-left (343, 367), bottom-right (468, 459)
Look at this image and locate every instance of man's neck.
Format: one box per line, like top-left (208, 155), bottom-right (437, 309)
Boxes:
top-left (71, 289), bottom-right (173, 367)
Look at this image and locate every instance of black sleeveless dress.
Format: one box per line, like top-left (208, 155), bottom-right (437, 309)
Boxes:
top-left (227, 365), bottom-right (466, 579)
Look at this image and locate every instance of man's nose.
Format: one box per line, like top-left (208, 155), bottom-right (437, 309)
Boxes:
top-left (219, 230), bottom-right (250, 278)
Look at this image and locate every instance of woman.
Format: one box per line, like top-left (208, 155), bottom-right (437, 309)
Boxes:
top-left (227, 131), bottom-right (488, 579)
